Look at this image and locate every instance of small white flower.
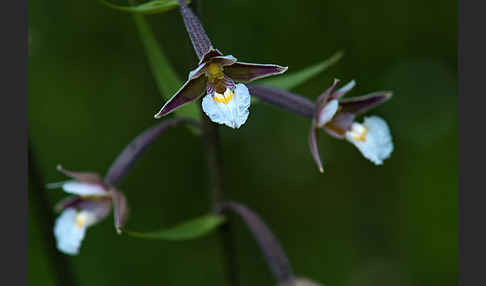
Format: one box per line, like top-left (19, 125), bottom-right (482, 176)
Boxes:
top-left (49, 166), bottom-right (122, 255)
top-left (316, 99), bottom-right (339, 127)
top-left (345, 116), bottom-right (393, 165)
top-left (202, 83), bottom-right (250, 129)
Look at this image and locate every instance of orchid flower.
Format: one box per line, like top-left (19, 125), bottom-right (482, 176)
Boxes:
top-left (248, 79), bottom-right (393, 172)
top-left (48, 165), bottom-right (128, 255)
top-left (309, 79), bottom-right (393, 171)
top-left (48, 118), bottom-right (198, 255)
top-left (154, 0), bottom-right (287, 129)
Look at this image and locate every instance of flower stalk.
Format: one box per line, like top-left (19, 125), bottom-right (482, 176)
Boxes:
top-left (105, 117), bottom-right (200, 185)
top-left (218, 201), bottom-right (294, 283)
top-left (178, 0), bottom-right (212, 59)
top-left (248, 85), bottom-right (316, 118)
top-left (184, 1), bottom-right (241, 284)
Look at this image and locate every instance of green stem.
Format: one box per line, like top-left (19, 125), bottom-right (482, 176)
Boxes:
top-left (190, 2), bottom-right (240, 284)
top-left (199, 103), bottom-right (240, 286)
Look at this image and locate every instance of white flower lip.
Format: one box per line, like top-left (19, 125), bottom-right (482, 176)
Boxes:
top-left (345, 116), bottom-right (393, 165)
top-left (202, 83), bottom-right (251, 129)
top-left (54, 208), bottom-right (101, 255)
top-left (62, 181), bottom-right (107, 196)
top-left (54, 208), bottom-right (87, 255)
top-left (316, 99), bottom-right (339, 127)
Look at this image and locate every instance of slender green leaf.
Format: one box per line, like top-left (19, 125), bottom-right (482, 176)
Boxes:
top-left (132, 13), bottom-right (199, 120)
top-left (260, 51), bottom-right (344, 91)
top-left (100, 0), bottom-right (190, 15)
top-left (124, 215), bottom-right (225, 240)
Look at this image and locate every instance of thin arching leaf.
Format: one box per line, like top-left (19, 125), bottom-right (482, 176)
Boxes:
top-left (132, 13), bottom-right (199, 120)
top-left (124, 215), bottom-right (225, 240)
top-left (260, 51), bottom-right (343, 91)
top-left (100, 0), bottom-right (190, 15)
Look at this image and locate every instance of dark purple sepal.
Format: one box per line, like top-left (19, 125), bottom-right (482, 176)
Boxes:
top-left (323, 112), bottom-right (355, 139)
top-left (187, 62), bottom-right (208, 79)
top-left (189, 55), bottom-right (237, 79)
top-left (154, 75), bottom-right (207, 118)
top-left (210, 55), bottom-right (238, 67)
top-left (56, 196), bottom-right (112, 221)
top-left (111, 190), bottom-right (129, 234)
top-left (316, 78), bottom-right (340, 109)
top-left (308, 123), bottom-right (324, 173)
top-left (198, 48), bottom-right (224, 64)
top-left (224, 62), bottom-right (288, 83)
top-left (54, 196), bottom-right (84, 213)
top-left (339, 92), bottom-right (392, 116)
top-left (78, 199), bottom-right (112, 222)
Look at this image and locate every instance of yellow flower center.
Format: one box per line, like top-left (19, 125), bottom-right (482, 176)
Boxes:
top-left (349, 123), bottom-right (368, 141)
top-left (75, 212), bottom-right (87, 228)
top-left (213, 89), bottom-right (234, 104)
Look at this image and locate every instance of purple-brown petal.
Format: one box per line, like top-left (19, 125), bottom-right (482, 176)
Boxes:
top-left (78, 198), bottom-right (113, 222)
top-left (111, 190), bottom-right (129, 234)
top-left (316, 78), bottom-right (340, 108)
top-left (187, 62), bottom-right (208, 79)
top-left (308, 123), bottom-right (324, 173)
top-left (54, 196), bottom-right (84, 213)
top-left (223, 62), bottom-right (288, 83)
top-left (56, 165), bottom-right (104, 185)
top-left (323, 112), bottom-right (355, 139)
top-left (339, 92), bottom-right (392, 115)
top-left (154, 76), bottom-right (208, 118)
top-left (210, 55), bottom-right (238, 67)
top-left (199, 48), bottom-right (224, 64)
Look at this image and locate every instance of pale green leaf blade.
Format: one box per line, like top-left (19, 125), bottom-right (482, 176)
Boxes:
top-left (100, 0), bottom-right (190, 15)
top-left (132, 13), bottom-right (199, 120)
top-left (260, 51), bottom-right (344, 91)
top-left (124, 215), bottom-right (225, 240)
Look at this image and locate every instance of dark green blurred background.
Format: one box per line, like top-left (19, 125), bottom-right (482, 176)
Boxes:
top-left (28, 0), bottom-right (457, 285)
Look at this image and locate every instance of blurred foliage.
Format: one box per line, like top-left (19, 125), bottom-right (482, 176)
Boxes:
top-left (100, 0), bottom-right (191, 15)
top-left (28, 0), bottom-right (457, 285)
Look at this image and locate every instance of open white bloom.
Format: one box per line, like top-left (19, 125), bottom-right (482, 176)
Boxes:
top-left (154, 48), bottom-right (287, 130)
top-left (53, 180), bottom-right (111, 255)
top-left (202, 83), bottom-right (250, 129)
top-left (345, 116), bottom-right (393, 165)
top-left (50, 166), bottom-right (128, 255)
top-left (54, 208), bottom-right (99, 255)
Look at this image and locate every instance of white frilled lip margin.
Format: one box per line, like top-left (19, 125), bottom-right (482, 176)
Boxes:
top-left (345, 116), bottom-right (394, 165)
top-left (201, 83), bottom-right (251, 129)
